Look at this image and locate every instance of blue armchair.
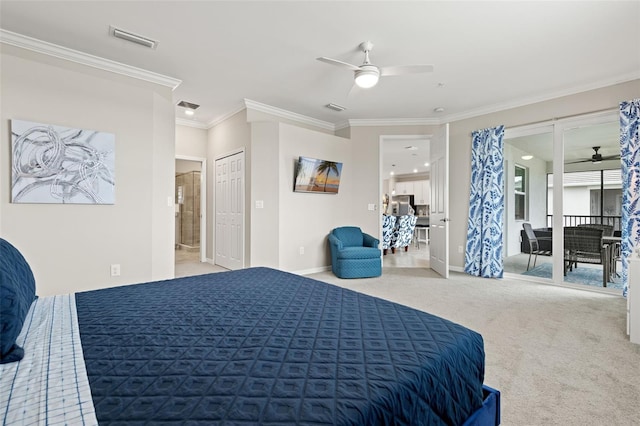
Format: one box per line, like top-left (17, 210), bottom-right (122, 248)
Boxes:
top-left (328, 226), bottom-right (382, 278)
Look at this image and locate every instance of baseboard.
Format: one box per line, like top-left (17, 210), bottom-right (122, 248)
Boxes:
top-left (295, 266), bottom-right (332, 275)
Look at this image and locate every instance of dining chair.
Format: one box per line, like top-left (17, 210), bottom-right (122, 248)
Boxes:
top-left (522, 223), bottom-right (542, 271)
top-left (563, 226), bottom-right (607, 286)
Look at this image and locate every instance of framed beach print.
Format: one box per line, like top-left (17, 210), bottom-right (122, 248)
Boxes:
top-left (293, 156), bottom-right (343, 194)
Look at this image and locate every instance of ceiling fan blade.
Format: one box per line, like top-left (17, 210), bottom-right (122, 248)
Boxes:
top-left (316, 57), bottom-right (361, 71)
top-left (601, 154), bottom-right (621, 161)
top-left (565, 158), bottom-right (592, 164)
top-left (347, 82), bottom-right (364, 99)
top-left (380, 64), bottom-right (434, 76)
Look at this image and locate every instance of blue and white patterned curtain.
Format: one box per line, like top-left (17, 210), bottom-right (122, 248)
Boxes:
top-left (620, 99), bottom-right (640, 297)
top-left (465, 125), bottom-right (505, 278)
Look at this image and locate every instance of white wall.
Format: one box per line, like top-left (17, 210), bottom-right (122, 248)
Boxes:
top-left (278, 123), bottom-right (352, 272)
top-left (176, 125), bottom-right (207, 158)
top-left (0, 45), bottom-right (175, 296)
top-left (176, 160), bottom-right (201, 174)
top-left (249, 122), bottom-right (280, 267)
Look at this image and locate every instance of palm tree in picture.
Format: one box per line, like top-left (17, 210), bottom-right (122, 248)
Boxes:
top-left (316, 161), bottom-right (340, 192)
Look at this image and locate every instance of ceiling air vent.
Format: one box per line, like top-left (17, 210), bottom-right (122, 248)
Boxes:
top-left (110, 26), bottom-right (157, 49)
top-left (325, 103), bottom-right (346, 112)
top-left (177, 101), bottom-right (200, 110)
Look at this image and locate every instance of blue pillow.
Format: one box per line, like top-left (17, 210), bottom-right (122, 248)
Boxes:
top-left (0, 238), bottom-right (36, 364)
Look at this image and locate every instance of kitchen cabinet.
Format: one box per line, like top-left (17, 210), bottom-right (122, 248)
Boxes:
top-left (414, 180), bottom-right (430, 205)
top-left (394, 181), bottom-right (414, 195)
top-left (392, 180), bottom-right (430, 204)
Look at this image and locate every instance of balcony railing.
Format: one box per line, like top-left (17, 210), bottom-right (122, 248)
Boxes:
top-left (547, 215), bottom-right (622, 232)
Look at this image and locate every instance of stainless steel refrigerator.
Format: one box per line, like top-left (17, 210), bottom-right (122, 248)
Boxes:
top-left (390, 195), bottom-right (414, 215)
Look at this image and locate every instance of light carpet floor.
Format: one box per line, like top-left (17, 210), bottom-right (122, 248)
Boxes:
top-left (308, 267), bottom-right (640, 425)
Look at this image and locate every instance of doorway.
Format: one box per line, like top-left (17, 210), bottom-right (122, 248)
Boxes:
top-left (175, 156), bottom-right (206, 265)
top-left (380, 135), bottom-right (432, 269)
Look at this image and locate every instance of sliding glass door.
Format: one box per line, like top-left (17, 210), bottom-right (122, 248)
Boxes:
top-left (503, 111), bottom-right (620, 291)
top-left (560, 117), bottom-right (621, 290)
top-left (503, 125), bottom-right (554, 280)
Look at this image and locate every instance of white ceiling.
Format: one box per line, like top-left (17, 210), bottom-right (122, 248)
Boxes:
top-left (1, 1), bottom-right (639, 175)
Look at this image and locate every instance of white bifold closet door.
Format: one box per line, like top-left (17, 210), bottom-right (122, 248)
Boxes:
top-left (215, 151), bottom-right (244, 270)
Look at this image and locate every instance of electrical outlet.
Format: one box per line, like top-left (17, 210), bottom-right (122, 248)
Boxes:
top-left (110, 264), bottom-right (121, 277)
top-left (299, 246), bottom-right (305, 255)
top-left (458, 246), bottom-right (463, 254)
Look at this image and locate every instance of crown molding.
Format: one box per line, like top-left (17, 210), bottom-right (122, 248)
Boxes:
top-left (175, 117), bottom-right (209, 129)
top-left (244, 99), bottom-right (335, 131)
top-left (0, 29), bottom-right (182, 89)
top-left (348, 118), bottom-right (441, 127)
top-left (442, 72), bottom-right (640, 123)
top-left (334, 121), bottom-right (351, 131)
top-left (207, 103), bottom-right (247, 128)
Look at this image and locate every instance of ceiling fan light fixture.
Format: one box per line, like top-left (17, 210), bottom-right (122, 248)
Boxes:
top-left (354, 66), bottom-right (379, 88)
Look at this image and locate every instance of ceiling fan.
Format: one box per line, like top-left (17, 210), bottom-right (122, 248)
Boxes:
top-left (317, 41), bottom-right (434, 89)
top-left (567, 146), bottom-right (620, 164)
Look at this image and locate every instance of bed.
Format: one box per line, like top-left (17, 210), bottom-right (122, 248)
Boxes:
top-left (1, 238), bottom-right (499, 425)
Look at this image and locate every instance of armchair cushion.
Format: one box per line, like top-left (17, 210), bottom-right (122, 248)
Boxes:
top-left (329, 227), bottom-right (381, 279)
top-left (331, 226), bottom-right (364, 247)
top-left (381, 215), bottom-right (396, 250)
top-left (391, 215), bottom-right (417, 250)
top-left (520, 227), bottom-right (552, 254)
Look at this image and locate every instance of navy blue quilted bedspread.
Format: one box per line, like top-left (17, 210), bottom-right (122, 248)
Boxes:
top-left (76, 267), bottom-right (485, 425)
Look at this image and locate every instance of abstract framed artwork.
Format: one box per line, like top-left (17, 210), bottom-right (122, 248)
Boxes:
top-left (11, 119), bottom-right (115, 204)
top-left (293, 156), bottom-right (343, 194)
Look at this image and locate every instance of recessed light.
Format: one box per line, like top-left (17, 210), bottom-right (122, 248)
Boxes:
top-left (434, 107), bottom-right (445, 113)
top-left (413, 169), bottom-right (418, 173)
top-left (521, 155), bottom-right (533, 160)
top-left (424, 162), bottom-right (429, 167)
top-left (185, 110), bottom-right (195, 116)
top-left (390, 171), bottom-right (394, 176)
top-left (404, 146), bottom-right (418, 151)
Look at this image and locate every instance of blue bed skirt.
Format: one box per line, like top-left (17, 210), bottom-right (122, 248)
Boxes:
top-left (464, 385), bottom-right (501, 426)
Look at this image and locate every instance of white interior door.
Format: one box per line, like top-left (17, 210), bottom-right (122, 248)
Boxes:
top-left (215, 151), bottom-right (244, 270)
top-left (430, 123), bottom-right (449, 278)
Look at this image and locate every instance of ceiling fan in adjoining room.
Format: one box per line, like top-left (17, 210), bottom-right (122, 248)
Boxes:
top-left (566, 146), bottom-right (620, 164)
top-left (317, 41), bottom-right (434, 89)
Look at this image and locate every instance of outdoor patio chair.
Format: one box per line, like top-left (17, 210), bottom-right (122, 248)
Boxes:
top-left (563, 226), bottom-right (607, 287)
top-left (577, 223), bottom-right (614, 237)
top-left (522, 223), bottom-right (545, 271)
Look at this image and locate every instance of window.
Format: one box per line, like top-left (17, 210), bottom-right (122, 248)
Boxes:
top-left (515, 165), bottom-right (527, 220)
